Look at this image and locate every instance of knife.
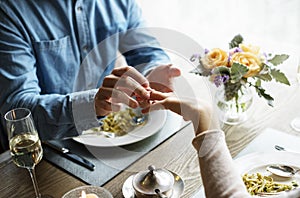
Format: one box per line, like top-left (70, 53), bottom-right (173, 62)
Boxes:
top-left (43, 141), bottom-right (95, 171)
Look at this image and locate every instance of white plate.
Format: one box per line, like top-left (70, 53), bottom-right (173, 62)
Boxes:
top-left (235, 152), bottom-right (300, 195)
top-left (73, 110), bottom-right (167, 147)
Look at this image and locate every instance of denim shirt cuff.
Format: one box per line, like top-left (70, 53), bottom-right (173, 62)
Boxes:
top-left (71, 89), bottom-right (99, 134)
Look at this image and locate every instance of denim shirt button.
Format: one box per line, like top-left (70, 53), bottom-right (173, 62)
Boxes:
top-left (77, 6), bottom-right (83, 12)
top-left (82, 45), bottom-right (88, 52)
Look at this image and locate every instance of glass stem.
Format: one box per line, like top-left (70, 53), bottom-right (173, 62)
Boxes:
top-left (27, 167), bottom-right (41, 198)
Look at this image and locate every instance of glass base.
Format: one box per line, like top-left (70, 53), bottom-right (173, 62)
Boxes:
top-left (291, 117), bottom-right (300, 132)
top-left (219, 112), bottom-right (248, 125)
top-left (215, 86), bottom-right (253, 126)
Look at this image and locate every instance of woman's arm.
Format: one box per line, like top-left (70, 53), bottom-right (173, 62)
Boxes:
top-left (192, 130), bottom-right (250, 198)
top-left (145, 90), bottom-right (250, 198)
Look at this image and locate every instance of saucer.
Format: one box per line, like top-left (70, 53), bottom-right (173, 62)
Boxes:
top-left (122, 171), bottom-right (184, 198)
top-left (62, 185), bottom-right (113, 198)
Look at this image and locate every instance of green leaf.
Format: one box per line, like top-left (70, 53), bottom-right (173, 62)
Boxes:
top-left (270, 69), bottom-right (290, 85)
top-left (212, 66), bottom-right (230, 75)
top-left (255, 79), bottom-right (262, 87)
top-left (259, 63), bottom-right (271, 73)
top-left (268, 54), bottom-right (289, 66)
top-left (190, 68), bottom-right (202, 76)
top-left (257, 73), bottom-right (272, 81)
top-left (190, 61), bottom-right (212, 76)
top-left (255, 86), bottom-right (274, 107)
top-left (224, 82), bottom-right (241, 101)
top-left (229, 34), bottom-right (243, 49)
top-left (257, 63), bottom-right (271, 81)
top-left (230, 63), bottom-right (249, 82)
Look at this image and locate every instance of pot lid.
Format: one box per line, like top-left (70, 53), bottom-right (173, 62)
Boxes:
top-left (132, 165), bottom-right (174, 195)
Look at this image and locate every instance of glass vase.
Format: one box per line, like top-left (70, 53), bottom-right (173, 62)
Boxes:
top-left (215, 86), bottom-right (253, 125)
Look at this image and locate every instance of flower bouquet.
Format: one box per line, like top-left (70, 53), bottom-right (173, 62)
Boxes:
top-left (190, 35), bottom-right (290, 124)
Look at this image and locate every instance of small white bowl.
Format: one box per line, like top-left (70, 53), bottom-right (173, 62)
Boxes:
top-left (62, 185), bottom-right (113, 198)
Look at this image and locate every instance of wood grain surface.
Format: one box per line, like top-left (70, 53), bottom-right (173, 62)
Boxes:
top-left (1, 0), bottom-right (300, 197)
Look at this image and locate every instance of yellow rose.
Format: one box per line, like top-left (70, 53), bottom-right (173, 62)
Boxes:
top-left (239, 44), bottom-right (260, 55)
top-left (201, 48), bottom-right (228, 69)
top-left (230, 52), bottom-right (262, 77)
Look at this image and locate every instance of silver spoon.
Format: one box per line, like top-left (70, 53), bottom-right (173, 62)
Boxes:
top-left (266, 164), bottom-right (300, 177)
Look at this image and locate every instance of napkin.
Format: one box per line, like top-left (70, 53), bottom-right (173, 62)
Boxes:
top-left (234, 128), bottom-right (300, 158)
top-left (44, 111), bottom-right (189, 187)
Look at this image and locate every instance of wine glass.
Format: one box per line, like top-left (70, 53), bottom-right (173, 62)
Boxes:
top-left (290, 59), bottom-right (300, 132)
top-left (5, 108), bottom-right (43, 198)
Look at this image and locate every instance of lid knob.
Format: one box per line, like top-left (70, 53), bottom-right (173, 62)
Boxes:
top-left (132, 165), bottom-right (174, 197)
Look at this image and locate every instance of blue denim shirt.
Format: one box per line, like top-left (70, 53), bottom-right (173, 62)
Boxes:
top-left (0, 0), bottom-right (169, 147)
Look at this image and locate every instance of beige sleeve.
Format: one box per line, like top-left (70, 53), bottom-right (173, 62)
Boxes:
top-left (192, 130), bottom-right (250, 198)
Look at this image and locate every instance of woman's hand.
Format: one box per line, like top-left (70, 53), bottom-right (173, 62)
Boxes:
top-left (143, 90), bottom-right (220, 135)
top-left (94, 66), bottom-right (151, 117)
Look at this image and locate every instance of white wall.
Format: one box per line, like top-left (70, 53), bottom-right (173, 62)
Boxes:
top-left (138, 0), bottom-right (300, 53)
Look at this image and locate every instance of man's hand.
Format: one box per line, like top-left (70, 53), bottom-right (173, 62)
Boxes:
top-left (94, 66), bottom-right (150, 117)
top-left (146, 64), bottom-right (181, 92)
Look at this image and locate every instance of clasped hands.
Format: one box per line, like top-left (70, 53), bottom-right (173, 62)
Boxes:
top-left (94, 64), bottom-right (220, 134)
top-left (94, 64), bottom-right (181, 117)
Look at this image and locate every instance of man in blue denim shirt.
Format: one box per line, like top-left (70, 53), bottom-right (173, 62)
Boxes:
top-left (0, 0), bottom-right (180, 150)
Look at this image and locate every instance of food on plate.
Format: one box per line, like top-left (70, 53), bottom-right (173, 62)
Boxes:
top-left (242, 173), bottom-right (299, 195)
top-left (100, 108), bottom-right (146, 136)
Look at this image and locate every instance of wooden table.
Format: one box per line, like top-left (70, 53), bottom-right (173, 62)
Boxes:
top-left (1, 57), bottom-right (300, 197)
top-left (0, 123), bottom-right (202, 198)
top-left (2, 0), bottom-right (300, 197)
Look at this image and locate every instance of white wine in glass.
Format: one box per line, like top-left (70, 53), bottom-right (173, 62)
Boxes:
top-left (5, 108), bottom-right (43, 198)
